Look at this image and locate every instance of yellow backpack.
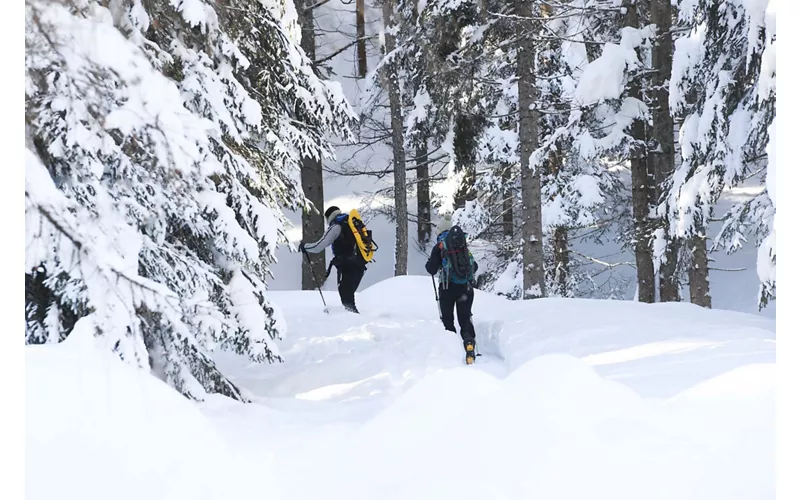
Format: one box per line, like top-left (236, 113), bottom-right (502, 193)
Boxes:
top-left (346, 209), bottom-right (378, 262)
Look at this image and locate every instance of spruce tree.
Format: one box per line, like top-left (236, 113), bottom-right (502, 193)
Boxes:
top-left (25, 0), bottom-right (354, 400)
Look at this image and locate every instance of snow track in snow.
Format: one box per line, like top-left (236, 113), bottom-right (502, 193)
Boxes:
top-left (199, 276), bottom-right (773, 500)
top-left (25, 276), bottom-right (774, 500)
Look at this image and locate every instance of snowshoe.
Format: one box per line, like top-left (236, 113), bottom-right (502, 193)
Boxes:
top-left (465, 342), bottom-right (475, 365)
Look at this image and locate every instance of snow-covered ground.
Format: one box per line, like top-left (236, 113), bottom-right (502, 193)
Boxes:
top-left (27, 276), bottom-right (775, 500)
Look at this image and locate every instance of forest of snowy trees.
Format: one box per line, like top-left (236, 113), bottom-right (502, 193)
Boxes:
top-left (323, 0), bottom-right (776, 306)
top-left (25, 0), bottom-right (775, 401)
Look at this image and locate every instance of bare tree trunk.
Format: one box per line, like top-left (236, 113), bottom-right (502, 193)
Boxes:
top-left (383, 0), bottom-right (408, 275)
top-left (622, 0), bottom-right (656, 303)
top-left (688, 235), bottom-right (711, 308)
top-left (502, 163), bottom-right (514, 237)
top-left (416, 143), bottom-right (431, 245)
top-left (516, 0), bottom-right (546, 299)
top-left (356, 0), bottom-right (367, 78)
top-left (300, 159), bottom-right (325, 291)
top-left (296, 0), bottom-right (326, 290)
top-left (650, 0), bottom-right (680, 302)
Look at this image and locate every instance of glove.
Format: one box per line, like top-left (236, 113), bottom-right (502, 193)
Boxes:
top-left (299, 242), bottom-right (306, 253)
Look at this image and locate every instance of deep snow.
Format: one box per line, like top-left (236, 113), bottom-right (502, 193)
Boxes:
top-left (27, 276), bottom-right (773, 500)
top-left (25, 319), bottom-right (273, 500)
top-left (206, 278), bottom-right (774, 500)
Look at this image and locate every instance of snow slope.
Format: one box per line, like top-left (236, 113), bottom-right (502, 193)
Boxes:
top-left (204, 276), bottom-right (775, 500)
top-left (28, 277), bottom-right (774, 500)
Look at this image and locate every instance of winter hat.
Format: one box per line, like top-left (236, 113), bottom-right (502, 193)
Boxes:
top-left (325, 206), bottom-right (342, 224)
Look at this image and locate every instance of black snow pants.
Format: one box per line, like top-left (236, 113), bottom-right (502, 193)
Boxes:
top-left (337, 262), bottom-right (365, 313)
top-left (438, 283), bottom-right (475, 348)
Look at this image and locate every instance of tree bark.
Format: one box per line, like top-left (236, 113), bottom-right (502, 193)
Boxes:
top-left (553, 226), bottom-right (569, 296)
top-left (383, 0), bottom-right (408, 275)
top-left (356, 0), bottom-right (367, 78)
top-left (516, 0), bottom-right (546, 299)
top-left (650, 0), bottom-right (680, 302)
top-left (502, 163), bottom-right (514, 237)
top-left (453, 114), bottom-right (479, 210)
top-left (688, 235), bottom-right (711, 308)
top-left (547, 149), bottom-right (569, 296)
top-left (622, 0), bottom-right (655, 303)
top-left (416, 143), bottom-right (431, 245)
top-left (295, 0), bottom-right (326, 290)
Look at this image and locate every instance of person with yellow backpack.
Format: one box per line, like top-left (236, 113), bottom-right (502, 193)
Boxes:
top-left (300, 206), bottom-right (377, 314)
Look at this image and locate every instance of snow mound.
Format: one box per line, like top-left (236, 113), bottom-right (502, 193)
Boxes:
top-left (202, 276), bottom-right (774, 500)
top-left (294, 354), bottom-right (774, 500)
top-left (27, 277), bottom-right (772, 500)
top-left (26, 320), bottom-right (276, 500)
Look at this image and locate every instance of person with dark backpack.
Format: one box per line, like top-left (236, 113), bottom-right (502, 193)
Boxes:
top-left (425, 224), bottom-right (479, 364)
top-left (300, 206), bottom-right (377, 314)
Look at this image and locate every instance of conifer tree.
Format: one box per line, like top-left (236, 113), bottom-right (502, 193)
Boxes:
top-left (25, 0), bottom-right (354, 400)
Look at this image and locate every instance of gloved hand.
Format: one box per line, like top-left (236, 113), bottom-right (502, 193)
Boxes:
top-left (298, 242), bottom-right (306, 253)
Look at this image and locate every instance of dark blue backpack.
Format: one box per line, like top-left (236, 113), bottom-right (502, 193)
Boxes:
top-left (437, 225), bottom-right (474, 286)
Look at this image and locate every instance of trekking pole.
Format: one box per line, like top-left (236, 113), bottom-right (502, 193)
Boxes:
top-left (431, 275), bottom-right (442, 321)
top-left (304, 250), bottom-right (330, 314)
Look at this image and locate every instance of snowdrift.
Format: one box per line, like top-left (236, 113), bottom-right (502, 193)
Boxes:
top-left (26, 276), bottom-right (774, 500)
top-left (331, 356), bottom-right (773, 500)
top-left (25, 320), bottom-right (276, 500)
top-left (206, 276), bottom-right (775, 500)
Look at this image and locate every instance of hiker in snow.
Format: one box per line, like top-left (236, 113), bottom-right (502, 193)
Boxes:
top-left (300, 206), bottom-right (374, 314)
top-left (425, 222), bottom-right (479, 364)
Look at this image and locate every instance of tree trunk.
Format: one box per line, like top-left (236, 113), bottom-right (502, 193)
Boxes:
top-left (453, 114), bottom-right (478, 210)
top-left (650, 0), bottom-right (680, 302)
top-left (295, 0), bottom-right (326, 290)
top-left (416, 143), bottom-right (431, 246)
top-left (502, 163), bottom-right (514, 237)
top-left (300, 159), bottom-right (325, 291)
top-left (478, 0), bottom-right (488, 22)
top-left (553, 226), bottom-right (569, 296)
top-left (677, 87), bottom-right (710, 307)
top-left (622, 0), bottom-right (655, 303)
top-left (356, 0), bottom-right (367, 78)
top-left (516, 0), bottom-right (546, 299)
top-left (383, 0), bottom-right (408, 275)
top-left (547, 149), bottom-right (569, 296)
top-left (688, 235), bottom-right (711, 308)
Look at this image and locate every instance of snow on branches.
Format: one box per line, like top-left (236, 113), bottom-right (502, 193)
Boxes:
top-left (668, 0), bottom-right (776, 308)
top-left (25, 0), bottom-right (354, 400)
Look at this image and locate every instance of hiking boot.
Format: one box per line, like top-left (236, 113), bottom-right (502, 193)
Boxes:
top-left (465, 342), bottom-right (475, 365)
top-left (343, 303), bottom-right (360, 314)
